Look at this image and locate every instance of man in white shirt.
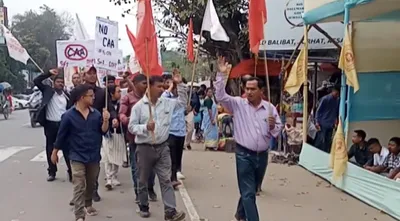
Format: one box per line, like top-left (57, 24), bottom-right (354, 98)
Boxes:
top-left (364, 138), bottom-right (389, 168)
top-left (128, 74), bottom-right (187, 221)
top-left (34, 69), bottom-right (72, 182)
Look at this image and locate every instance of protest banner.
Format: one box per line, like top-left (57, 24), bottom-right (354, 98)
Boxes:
top-left (116, 49), bottom-right (125, 73)
top-left (56, 40), bottom-right (95, 68)
top-left (94, 17), bottom-right (119, 72)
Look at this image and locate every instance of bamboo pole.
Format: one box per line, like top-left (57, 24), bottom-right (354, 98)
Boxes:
top-left (145, 39), bottom-right (156, 142)
top-left (29, 58), bottom-right (44, 73)
top-left (302, 25), bottom-right (309, 143)
top-left (188, 31), bottom-right (203, 106)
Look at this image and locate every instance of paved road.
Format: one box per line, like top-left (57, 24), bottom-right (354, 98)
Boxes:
top-left (0, 110), bottom-right (191, 221)
top-left (0, 110), bottom-right (396, 221)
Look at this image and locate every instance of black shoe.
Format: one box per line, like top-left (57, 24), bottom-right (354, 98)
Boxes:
top-left (186, 145), bottom-right (192, 150)
top-left (92, 191), bottom-right (101, 202)
top-left (69, 199), bottom-right (74, 206)
top-left (148, 189), bottom-right (157, 202)
top-left (165, 210), bottom-right (186, 221)
top-left (122, 161), bottom-right (129, 168)
top-left (47, 175), bottom-right (56, 182)
top-left (138, 205), bottom-right (150, 218)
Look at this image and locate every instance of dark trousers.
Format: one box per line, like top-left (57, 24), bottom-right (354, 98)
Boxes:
top-left (235, 144), bottom-right (268, 221)
top-left (314, 126), bottom-right (334, 153)
top-left (136, 142), bottom-right (176, 213)
top-left (44, 121), bottom-right (71, 176)
top-left (129, 143), bottom-right (155, 195)
top-left (167, 134), bottom-right (185, 181)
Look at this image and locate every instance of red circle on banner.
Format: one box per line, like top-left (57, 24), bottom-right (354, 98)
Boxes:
top-left (64, 44), bottom-right (88, 61)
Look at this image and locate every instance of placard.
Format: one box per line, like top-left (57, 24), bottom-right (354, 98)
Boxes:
top-left (94, 17), bottom-right (119, 71)
top-left (259, 0), bottom-right (344, 50)
top-left (56, 40), bottom-right (95, 68)
top-left (116, 50), bottom-right (125, 72)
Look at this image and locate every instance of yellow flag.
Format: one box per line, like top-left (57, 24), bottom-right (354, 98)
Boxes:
top-left (338, 26), bottom-right (360, 93)
top-left (329, 119), bottom-right (348, 181)
top-left (284, 29), bottom-right (308, 96)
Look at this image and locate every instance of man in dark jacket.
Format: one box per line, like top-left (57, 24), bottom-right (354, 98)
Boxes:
top-left (84, 66), bottom-right (117, 202)
top-left (33, 69), bottom-right (72, 182)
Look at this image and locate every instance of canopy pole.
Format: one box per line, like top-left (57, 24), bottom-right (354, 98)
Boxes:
top-left (339, 7), bottom-right (350, 127)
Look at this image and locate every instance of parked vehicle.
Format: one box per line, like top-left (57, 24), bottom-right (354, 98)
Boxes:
top-left (12, 97), bottom-right (29, 110)
top-left (27, 88), bottom-right (42, 128)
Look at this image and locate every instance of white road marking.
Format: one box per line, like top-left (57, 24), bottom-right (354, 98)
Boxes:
top-left (30, 150), bottom-right (63, 162)
top-left (0, 146), bottom-right (35, 162)
top-left (178, 182), bottom-right (202, 221)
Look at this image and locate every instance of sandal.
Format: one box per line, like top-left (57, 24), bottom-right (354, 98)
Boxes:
top-left (85, 206), bottom-right (98, 216)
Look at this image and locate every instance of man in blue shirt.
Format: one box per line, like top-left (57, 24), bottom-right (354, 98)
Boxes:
top-left (50, 84), bottom-right (110, 221)
top-left (314, 85), bottom-right (340, 153)
top-left (162, 81), bottom-right (187, 188)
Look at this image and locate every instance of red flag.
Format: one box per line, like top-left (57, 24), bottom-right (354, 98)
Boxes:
top-left (187, 18), bottom-right (194, 62)
top-left (249, 0), bottom-right (267, 54)
top-left (126, 0), bottom-right (162, 76)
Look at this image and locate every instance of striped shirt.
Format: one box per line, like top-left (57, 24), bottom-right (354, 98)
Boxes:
top-left (46, 92), bottom-right (67, 122)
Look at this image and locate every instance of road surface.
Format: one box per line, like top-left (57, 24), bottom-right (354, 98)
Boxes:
top-left (0, 110), bottom-right (395, 221)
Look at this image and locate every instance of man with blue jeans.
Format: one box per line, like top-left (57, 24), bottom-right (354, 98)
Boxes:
top-left (119, 74), bottom-right (157, 202)
top-left (215, 57), bottom-right (283, 221)
top-left (314, 85), bottom-right (340, 153)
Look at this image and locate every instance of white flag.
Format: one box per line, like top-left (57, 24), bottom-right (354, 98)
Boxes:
top-left (128, 51), bottom-right (141, 74)
top-left (2, 24), bottom-right (30, 65)
top-left (73, 13), bottom-right (90, 40)
top-left (201, 0), bottom-right (230, 42)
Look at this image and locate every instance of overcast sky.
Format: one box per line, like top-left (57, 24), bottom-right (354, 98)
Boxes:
top-left (6, 0), bottom-right (143, 56)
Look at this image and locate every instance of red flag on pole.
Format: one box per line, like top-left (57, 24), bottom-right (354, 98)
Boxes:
top-left (126, 0), bottom-right (162, 76)
top-left (187, 18), bottom-right (194, 62)
top-left (249, 0), bottom-right (267, 54)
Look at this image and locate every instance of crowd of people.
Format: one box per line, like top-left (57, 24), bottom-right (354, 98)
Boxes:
top-left (32, 56), bottom-right (285, 221)
top-left (309, 82), bottom-right (400, 181)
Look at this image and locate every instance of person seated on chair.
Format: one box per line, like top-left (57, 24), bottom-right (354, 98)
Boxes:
top-left (364, 137), bottom-right (400, 179)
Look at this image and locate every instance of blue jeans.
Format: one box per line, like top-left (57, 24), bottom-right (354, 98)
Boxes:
top-left (235, 144), bottom-right (268, 221)
top-left (314, 126), bottom-right (334, 153)
top-left (129, 143), bottom-right (156, 195)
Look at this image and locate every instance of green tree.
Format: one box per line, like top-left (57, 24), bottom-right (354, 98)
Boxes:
top-left (10, 5), bottom-right (73, 70)
top-left (114, 0), bottom-right (249, 65)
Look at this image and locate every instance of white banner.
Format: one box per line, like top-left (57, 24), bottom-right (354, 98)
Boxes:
top-left (2, 24), bottom-right (30, 64)
top-left (94, 17), bottom-right (119, 71)
top-left (56, 40), bottom-right (95, 68)
top-left (260, 0), bottom-right (344, 50)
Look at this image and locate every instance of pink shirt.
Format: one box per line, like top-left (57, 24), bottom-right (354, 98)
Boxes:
top-left (215, 73), bottom-right (282, 152)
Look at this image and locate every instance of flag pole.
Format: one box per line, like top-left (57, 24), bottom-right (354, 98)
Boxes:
top-left (261, 12), bottom-right (273, 116)
top-left (188, 30), bottom-right (203, 106)
top-left (302, 25), bottom-right (309, 143)
top-left (254, 54), bottom-right (258, 77)
top-left (145, 39), bottom-right (156, 142)
top-left (29, 58), bottom-right (44, 73)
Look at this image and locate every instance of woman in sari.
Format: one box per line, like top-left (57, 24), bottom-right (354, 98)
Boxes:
top-left (201, 88), bottom-right (219, 150)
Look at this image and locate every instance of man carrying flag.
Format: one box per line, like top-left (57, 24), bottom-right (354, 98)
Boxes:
top-left (128, 73), bottom-right (187, 220)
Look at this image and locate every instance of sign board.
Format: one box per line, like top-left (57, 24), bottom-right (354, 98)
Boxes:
top-left (56, 40), bottom-right (95, 68)
top-left (116, 50), bottom-right (125, 72)
top-left (94, 17), bottom-right (119, 71)
top-left (259, 0), bottom-right (344, 50)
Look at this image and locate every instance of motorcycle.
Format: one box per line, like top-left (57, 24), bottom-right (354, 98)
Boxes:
top-left (27, 89), bottom-right (42, 128)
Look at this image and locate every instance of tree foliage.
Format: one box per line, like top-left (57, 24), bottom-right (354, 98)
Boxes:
top-left (10, 5), bottom-right (73, 70)
top-left (112, 0), bottom-right (249, 65)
